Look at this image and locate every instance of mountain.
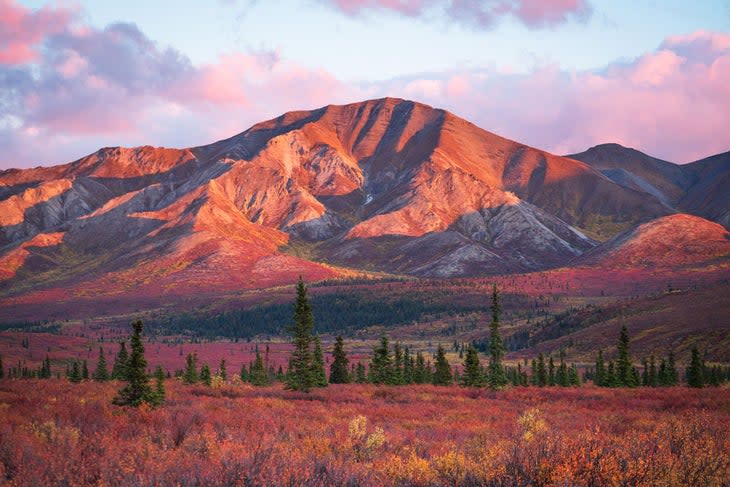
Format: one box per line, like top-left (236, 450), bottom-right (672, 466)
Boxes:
top-left (568, 143), bottom-right (730, 228)
top-left (0, 98), bottom-right (726, 315)
top-left (576, 214), bottom-right (730, 270)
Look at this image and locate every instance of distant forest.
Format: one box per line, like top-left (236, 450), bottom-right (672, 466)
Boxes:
top-left (147, 292), bottom-right (491, 339)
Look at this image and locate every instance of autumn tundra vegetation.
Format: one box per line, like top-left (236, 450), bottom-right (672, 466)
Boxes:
top-left (0, 279), bottom-right (729, 485)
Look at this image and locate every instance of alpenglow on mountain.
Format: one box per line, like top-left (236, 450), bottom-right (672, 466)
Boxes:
top-left (1, 98), bottom-right (728, 306)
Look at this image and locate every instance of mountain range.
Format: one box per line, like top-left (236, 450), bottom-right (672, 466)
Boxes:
top-left (0, 98), bottom-right (728, 318)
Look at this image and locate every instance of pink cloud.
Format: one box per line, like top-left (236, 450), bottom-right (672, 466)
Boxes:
top-left (319, 0), bottom-right (592, 28)
top-left (0, 0), bottom-right (74, 64)
top-left (379, 31), bottom-right (730, 162)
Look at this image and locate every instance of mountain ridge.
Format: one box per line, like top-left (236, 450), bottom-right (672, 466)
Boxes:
top-left (0, 97), bottom-right (728, 315)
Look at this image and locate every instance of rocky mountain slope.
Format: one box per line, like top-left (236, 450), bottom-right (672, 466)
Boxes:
top-left (0, 98), bottom-right (727, 309)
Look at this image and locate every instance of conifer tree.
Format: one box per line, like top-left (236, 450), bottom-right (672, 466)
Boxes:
top-left (0, 355), bottom-right (4, 379)
top-left (113, 320), bottom-right (155, 407)
top-left (556, 350), bottom-right (568, 386)
top-left (239, 363), bottom-right (248, 382)
top-left (667, 350), bottom-right (679, 386)
top-left (648, 355), bottom-right (658, 387)
top-left (568, 364), bottom-right (581, 386)
top-left (616, 324), bottom-right (637, 387)
top-left (403, 347), bottom-right (414, 384)
top-left (393, 342), bottom-right (405, 385)
top-left (686, 347), bottom-right (705, 388)
top-left (606, 361), bottom-right (617, 387)
top-left (461, 346), bottom-right (485, 387)
top-left (153, 366), bottom-right (165, 406)
top-left (594, 350), bottom-right (605, 386)
top-left (111, 342), bottom-right (129, 380)
top-left (432, 344), bottom-right (452, 386)
top-left (369, 334), bottom-right (394, 384)
top-left (487, 284), bottom-right (508, 389)
top-left (183, 353), bottom-right (198, 384)
top-left (548, 356), bottom-right (556, 386)
top-left (414, 351), bottom-right (428, 384)
top-left (249, 350), bottom-right (271, 386)
top-left (82, 360), bottom-right (89, 380)
top-left (199, 364), bottom-right (212, 386)
top-left (93, 347), bottom-right (109, 382)
top-left (355, 362), bottom-right (367, 383)
top-left (329, 336), bottom-right (350, 384)
top-left (311, 335), bottom-right (328, 388)
top-left (69, 361), bottom-right (81, 383)
top-left (287, 277), bottom-right (315, 392)
top-left (218, 358), bottom-right (227, 382)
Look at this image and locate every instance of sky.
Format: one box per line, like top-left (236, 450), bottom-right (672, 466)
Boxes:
top-left (1, 0), bottom-right (729, 169)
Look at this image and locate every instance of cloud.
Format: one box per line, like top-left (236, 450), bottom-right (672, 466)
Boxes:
top-left (0, 1), bottom-right (726, 169)
top-left (0, 0), bottom-right (74, 64)
top-left (317, 0), bottom-right (592, 29)
top-left (377, 30), bottom-right (730, 162)
top-left (0, 2), bottom-right (360, 168)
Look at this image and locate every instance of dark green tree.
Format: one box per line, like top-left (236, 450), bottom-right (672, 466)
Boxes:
top-left (311, 335), bottom-right (328, 388)
top-left (355, 362), bottom-right (367, 383)
top-left (568, 364), bottom-right (581, 386)
top-left (81, 360), bottom-right (89, 380)
top-left (239, 363), bottom-right (248, 382)
top-left (594, 349), bottom-right (605, 386)
top-left (93, 347), bottom-right (109, 382)
top-left (487, 284), bottom-right (508, 389)
top-left (403, 347), bottom-right (414, 384)
top-left (286, 277), bottom-right (315, 392)
top-left (249, 350), bottom-right (271, 386)
top-left (414, 352), bottom-right (430, 384)
top-left (667, 350), bottom-right (679, 386)
top-left (536, 353), bottom-right (548, 387)
top-left (616, 324), bottom-right (637, 387)
top-left (0, 355), bottom-right (4, 379)
top-left (369, 334), bottom-right (394, 384)
top-left (548, 356), bottom-right (556, 386)
top-left (393, 342), bottom-right (405, 385)
top-left (329, 336), bottom-right (350, 384)
top-left (183, 353), bottom-right (198, 384)
top-left (111, 342), bottom-right (129, 380)
top-left (461, 346), bottom-right (485, 387)
top-left (153, 366), bottom-right (165, 406)
top-left (69, 361), bottom-right (81, 383)
top-left (432, 344), bottom-right (452, 386)
top-left (686, 347), bottom-right (705, 388)
top-left (556, 350), bottom-right (568, 386)
top-left (113, 320), bottom-right (155, 407)
top-left (218, 358), bottom-right (227, 382)
top-left (199, 364), bottom-right (212, 386)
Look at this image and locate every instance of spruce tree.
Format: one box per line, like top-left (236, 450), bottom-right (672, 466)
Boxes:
top-left (414, 351), bottom-right (427, 384)
top-left (69, 361), bottom-right (82, 383)
top-left (393, 342), bottom-right (405, 385)
top-left (239, 363), bottom-right (248, 382)
top-left (286, 277), bottom-right (315, 392)
top-left (568, 364), bottom-right (581, 386)
top-left (93, 347), bottom-right (109, 381)
top-left (153, 366), bottom-right (165, 406)
top-left (667, 350), bottom-right (679, 385)
top-left (183, 353), bottom-right (198, 384)
top-left (199, 364), bottom-right (212, 386)
top-left (616, 324), bottom-right (637, 387)
top-left (648, 355), bottom-right (657, 387)
top-left (311, 335), bottom-right (328, 388)
top-left (218, 358), bottom-right (227, 382)
top-left (686, 347), bottom-right (705, 388)
top-left (487, 284), bottom-right (508, 389)
top-left (355, 362), bottom-right (367, 383)
top-left (113, 320), bottom-right (155, 407)
top-left (249, 350), bottom-right (271, 386)
top-left (329, 336), bottom-right (350, 384)
top-left (556, 350), bottom-right (568, 386)
top-left (432, 344), bottom-right (452, 386)
top-left (548, 356), bottom-right (556, 386)
top-left (594, 350), bottom-right (605, 387)
top-left (111, 342), bottom-right (129, 380)
top-left (369, 334), bottom-right (394, 384)
top-left (403, 347), bottom-right (414, 384)
top-left (0, 355), bottom-right (4, 379)
top-left (461, 346), bottom-right (485, 387)
top-left (82, 360), bottom-right (89, 380)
